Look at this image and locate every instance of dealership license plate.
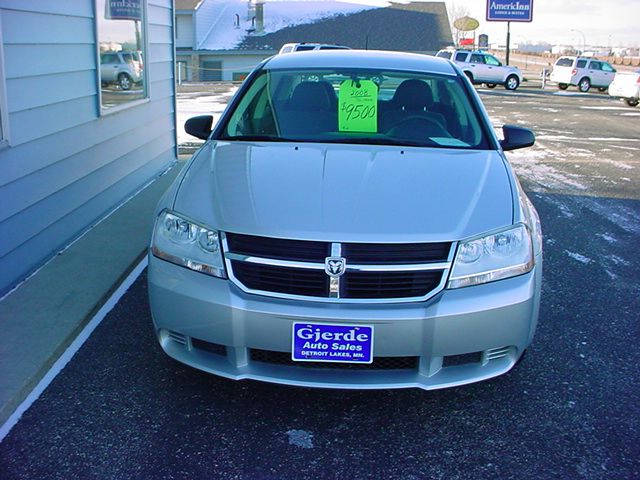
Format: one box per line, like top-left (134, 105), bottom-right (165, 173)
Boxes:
top-left (292, 322), bottom-right (374, 363)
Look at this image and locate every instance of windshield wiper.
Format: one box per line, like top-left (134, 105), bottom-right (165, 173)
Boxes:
top-left (220, 134), bottom-right (295, 142)
top-left (321, 137), bottom-right (434, 148)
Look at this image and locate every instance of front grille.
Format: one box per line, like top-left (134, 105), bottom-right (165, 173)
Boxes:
top-left (191, 338), bottom-right (227, 357)
top-left (343, 242), bottom-right (451, 264)
top-left (232, 261), bottom-right (329, 297)
top-left (443, 351), bottom-right (482, 367)
top-left (226, 233), bottom-right (329, 262)
top-left (225, 233), bottom-right (452, 301)
top-left (343, 270), bottom-right (444, 299)
top-left (250, 349), bottom-right (418, 371)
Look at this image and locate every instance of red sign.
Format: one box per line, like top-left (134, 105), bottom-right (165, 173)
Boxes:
top-left (460, 38), bottom-right (474, 46)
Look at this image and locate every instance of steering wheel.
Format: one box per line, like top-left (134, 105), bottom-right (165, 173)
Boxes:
top-left (386, 115), bottom-right (450, 141)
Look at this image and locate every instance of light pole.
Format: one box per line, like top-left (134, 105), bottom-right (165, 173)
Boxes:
top-left (571, 29), bottom-right (586, 55)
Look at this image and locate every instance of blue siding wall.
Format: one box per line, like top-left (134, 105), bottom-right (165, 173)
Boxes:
top-left (0, 0), bottom-right (177, 295)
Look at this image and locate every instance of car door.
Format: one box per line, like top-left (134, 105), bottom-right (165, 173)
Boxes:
top-left (100, 53), bottom-right (118, 82)
top-left (600, 62), bottom-right (617, 87)
top-left (587, 60), bottom-right (605, 87)
top-left (483, 54), bottom-right (504, 83)
top-left (468, 53), bottom-right (489, 82)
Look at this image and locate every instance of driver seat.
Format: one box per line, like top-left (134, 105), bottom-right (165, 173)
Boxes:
top-left (382, 79), bottom-right (447, 133)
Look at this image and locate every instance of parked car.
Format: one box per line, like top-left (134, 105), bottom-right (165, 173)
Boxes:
top-left (549, 56), bottom-right (616, 92)
top-left (436, 48), bottom-right (522, 90)
top-left (279, 43), bottom-right (350, 54)
top-left (608, 69), bottom-right (640, 107)
top-left (149, 50), bottom-right (542, 391)
top-left (100, 51), bottom-right (143, 90)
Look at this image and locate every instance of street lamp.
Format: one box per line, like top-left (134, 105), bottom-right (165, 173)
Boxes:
top-left (571, 29), bottom-right (586, 55)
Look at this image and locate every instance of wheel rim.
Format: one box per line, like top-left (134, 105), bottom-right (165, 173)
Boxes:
top-left (507, 77), bottom-right (518, 90)
top-left (120, 76), bottom-right (131, 89)
top-left (579, 79), bottom-right (589, 92)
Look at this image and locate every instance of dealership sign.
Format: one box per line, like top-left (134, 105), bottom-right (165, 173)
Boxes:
top-left (105, 0), bottom-right (142, 21)
top-left (486, 0), bottom-right (533, 22)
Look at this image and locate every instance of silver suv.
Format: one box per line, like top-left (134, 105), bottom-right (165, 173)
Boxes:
top-left (100, 51), bottom-right (143, 90)
top-left (149, 50), bottom-right (542, 391)
top-left (550, 56), bottom-right (616, 92)
top-left (436, 49), bottom-right (522, 90)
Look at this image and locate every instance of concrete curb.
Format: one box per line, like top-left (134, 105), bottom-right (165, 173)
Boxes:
top-left (0, 161), bottom-right (184, 428)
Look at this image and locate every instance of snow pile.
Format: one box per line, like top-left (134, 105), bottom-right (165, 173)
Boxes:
top-left (198, 0), bottom-right (386, 50)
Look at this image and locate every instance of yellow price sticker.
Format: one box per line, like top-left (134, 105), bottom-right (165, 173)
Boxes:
top-left (338, 80), bottom-right (378, 133)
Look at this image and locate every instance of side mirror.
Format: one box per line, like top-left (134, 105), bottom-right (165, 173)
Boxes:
top-left (185, 115), bottom-right (213, 140)
top-left (500, 125), bottom-right (535, 151)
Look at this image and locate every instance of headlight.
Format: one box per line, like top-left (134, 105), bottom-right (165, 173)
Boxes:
top-left (448, 224), bottom-right (533, 289)
top-left (151, 210), bottom-right (226, 278)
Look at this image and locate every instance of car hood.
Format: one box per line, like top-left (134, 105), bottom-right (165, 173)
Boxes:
top-left (173, 141), bottom-right (514, 242)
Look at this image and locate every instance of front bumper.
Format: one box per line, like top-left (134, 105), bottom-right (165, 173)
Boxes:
top-left (148, 254), bottom-right (542, 390)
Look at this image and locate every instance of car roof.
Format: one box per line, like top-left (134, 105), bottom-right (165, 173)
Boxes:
top-left (264, 50), bottom-right (457, 76)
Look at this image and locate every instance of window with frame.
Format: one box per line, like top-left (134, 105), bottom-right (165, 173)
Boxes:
top-left (484, 55), bottom-right (501, 66)
top-left (96, 0), bottom-right (148, 110)
top-left (602, 62), bottom-right (616, 73)
top-left (219, 68), bottom-right (490, 150)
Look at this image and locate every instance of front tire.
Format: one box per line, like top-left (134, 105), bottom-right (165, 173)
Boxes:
top-left (626, 98), bottom-right (640, 107)
top-left (598, 87), bottom-right (607, 92)
top-left (558, 83), bottom-right (568, 90)
top-left (578, 77), bottom-right (591, 92)
top-left (485, 83), bottom-right (497, 89)
top-left (505, 75), bottom-right (519, 91)
top-left (118, 73), bottom-right (132, 91)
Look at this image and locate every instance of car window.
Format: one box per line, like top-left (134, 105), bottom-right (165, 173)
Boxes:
top-left (556, 57), bottom-right (573, 67)
top-left (589, 61), bottom-right (602, 70)
top-left (601, 62), bottom-right (615, 72)
top-left (576, 59), bottom-right (588, 68)
top-left (469, 54), bottom-right (484, 64)
top-left (454, 52), bottom-right (468, 62)
top-left (484, 55), bottom-right (501, 66)
top-left (220, 68), bottom-right (491, 150)
top-left (436, 51), bottom-right (452, 59)
top-left (295, 45), bottom-right (316, 51)
top-left (101, 53), bottom-right (118, 64)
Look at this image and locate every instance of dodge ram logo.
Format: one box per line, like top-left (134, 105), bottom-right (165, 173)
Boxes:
top-left (325, 257), bottom-right (346, 277)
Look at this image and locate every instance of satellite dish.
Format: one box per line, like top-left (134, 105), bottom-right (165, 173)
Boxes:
top-left (454, 16), bottom-right (480, 32)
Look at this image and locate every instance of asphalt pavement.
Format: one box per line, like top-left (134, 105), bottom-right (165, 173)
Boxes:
top-left (1, 84), bottom-right (639, 479)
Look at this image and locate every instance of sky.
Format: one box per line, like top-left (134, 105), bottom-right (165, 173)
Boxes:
top-left (335, 0), bottom-right (639, 47)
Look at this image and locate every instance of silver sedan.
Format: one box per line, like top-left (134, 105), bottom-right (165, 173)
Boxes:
top-left (148, 50), bottom-right (542, 390)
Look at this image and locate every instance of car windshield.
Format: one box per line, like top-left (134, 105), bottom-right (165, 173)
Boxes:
top-left (219, 68), bottom-right (490, 149)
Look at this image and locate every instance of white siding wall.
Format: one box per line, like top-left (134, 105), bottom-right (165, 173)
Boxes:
top-left (221, 54), bottom-right (270, 81)
top-left (0, 0), bottom-right (177, 295)
top-left (175, 13), bottom-right (194, 48)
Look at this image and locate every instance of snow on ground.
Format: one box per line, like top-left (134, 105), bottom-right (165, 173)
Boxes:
top-left (597, 233), bottom-right (618, 243)
top-left (176, 87), bottom-right (238, 146)
top-left (507, 141), bottom-right (590, 192)
top-left (565, 251), bottom-right (592, 264)
top-left (580, 106), bottom-right (633, 111)
top-left (286, 429), bottom-right (314, 448)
